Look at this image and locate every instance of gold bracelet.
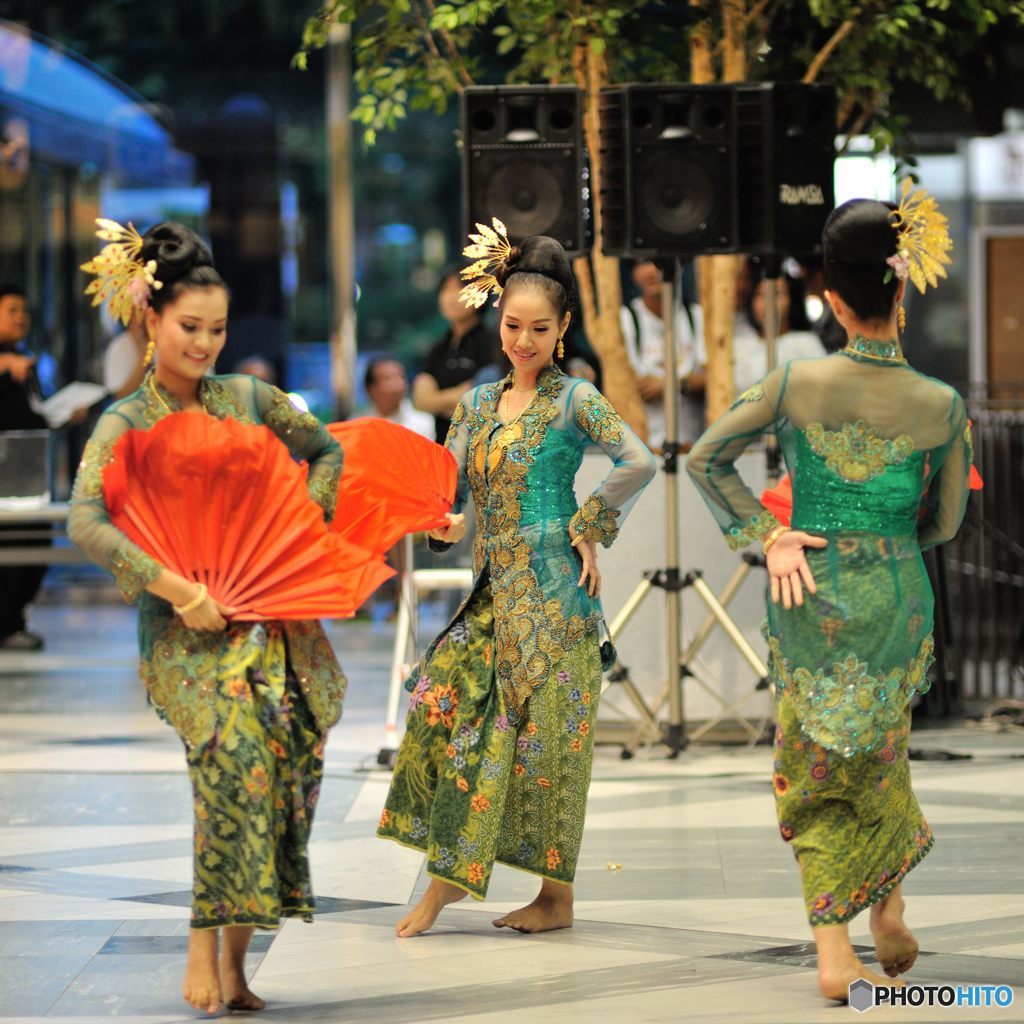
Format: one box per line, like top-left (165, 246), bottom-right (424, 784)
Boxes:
top-left (761, 526), bottom-right (788, 555)
top-left (173, 583), bottom-right (208, 616)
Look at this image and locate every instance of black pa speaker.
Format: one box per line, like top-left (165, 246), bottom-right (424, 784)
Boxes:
top-left (599, 84), bottom-right (738, 259)
top-left (461, 85), bottom-right (585, 255)
top-left (736, 82), bottom-right (836, 258)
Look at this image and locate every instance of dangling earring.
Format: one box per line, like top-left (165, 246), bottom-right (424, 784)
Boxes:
top-left (144, 329), bottom-right (157, 367)
top-left (897, 304), bottom-right (906, 332)
top-left (556, 336), bottom-right (565, 360)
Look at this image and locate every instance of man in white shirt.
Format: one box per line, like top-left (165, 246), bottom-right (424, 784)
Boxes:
top-left (102, 310), bottom-right (148, 399)
top-left (365, 357), bottom-right (434, 440)
top-left (619, 260), bottom-right (706, 449)
top-left (733, 272), bottom-right (827, 395)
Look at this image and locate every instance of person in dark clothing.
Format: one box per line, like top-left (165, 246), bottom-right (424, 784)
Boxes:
top-left (412, 269), bottom-right (499, 444)
top-left (0, 283), bottom-right (48, 651)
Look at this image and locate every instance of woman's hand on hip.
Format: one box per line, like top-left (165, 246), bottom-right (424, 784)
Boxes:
top-left (428, 512), bottom-right (466, 544)
top-left (569, 526), bottom-right (601, 597)
top-left (766, 530), bottom-right (828, 609)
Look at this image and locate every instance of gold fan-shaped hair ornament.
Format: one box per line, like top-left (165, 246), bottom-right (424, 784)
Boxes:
top-left (459, 217), bottom-right (513, 309)
top-left (884, 178), bottom-right (953, 294)
top-left (81, 219), bottom-right (163, 326)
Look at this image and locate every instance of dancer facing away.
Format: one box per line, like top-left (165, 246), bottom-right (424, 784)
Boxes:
top-left (378, 228), bottom-right (656, 936)
top-left (69, 222), bottom-right (347, 1015)
top-left (686, 187), bottom-right (970, 1001)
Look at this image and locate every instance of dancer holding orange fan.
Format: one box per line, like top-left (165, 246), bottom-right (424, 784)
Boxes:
top-left (378, 225), bottom-right (657, 936)
top-left (70, 221), bottom-right (353, 1016)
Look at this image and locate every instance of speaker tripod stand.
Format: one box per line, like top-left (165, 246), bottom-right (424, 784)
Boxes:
top-left (600, 260), bottom-right (774, 756)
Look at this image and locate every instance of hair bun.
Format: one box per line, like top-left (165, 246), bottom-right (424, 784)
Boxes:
top-left (823, 199), bottom-right (898, 265)
top-left (140, 222), bottom-right (214, 286)
top-left (493, 245), bottom-right (522, 289)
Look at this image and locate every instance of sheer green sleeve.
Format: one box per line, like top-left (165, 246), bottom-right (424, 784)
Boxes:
top-left (67, 410), bottom-right (164, 604)
top-left (685, 366), bottom-right (787, 550)
top-left (253, 380), bottom-right (343, 522)
top-left (428, 390), bottom-right (473, 553)
top-left (567, 380), bottom-right (657, 547)
top-left (918, 393), bottom-right (972, 551)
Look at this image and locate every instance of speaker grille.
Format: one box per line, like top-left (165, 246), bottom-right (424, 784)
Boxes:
top-left (462, 86), bottom-right (585, 255)
top-left (598, 84), bottom-right (738, 259)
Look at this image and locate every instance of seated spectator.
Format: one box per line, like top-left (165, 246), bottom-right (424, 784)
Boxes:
top-left (365, 357), bottom-right (434, 440)
top-left (733, 269), bottom-right (826, 395)
top-left (620, 259), bottom-right (705, 449)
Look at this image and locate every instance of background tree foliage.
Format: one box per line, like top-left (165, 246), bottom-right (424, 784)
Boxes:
top-left (298, 0), bottom-right (1023, 426)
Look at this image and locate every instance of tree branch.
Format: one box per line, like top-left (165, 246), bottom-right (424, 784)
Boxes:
top-left (721, 0), bottom-right (747, 81)
top-left (423, 0), bottom-right (475, 86)
top-left (838, 92), bottom-right (881, 154)
top-left (411, 0), bottom-right (445, 64)
top-left (803, 16), bottom-right (857, 84)
top-left (689, 0), bottom-right (714, 83)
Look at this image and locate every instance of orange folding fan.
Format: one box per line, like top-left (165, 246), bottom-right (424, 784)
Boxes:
top-left (328, 418), bottom-right (457, 554)
top-left (103, 412), bottom-right (393, 620)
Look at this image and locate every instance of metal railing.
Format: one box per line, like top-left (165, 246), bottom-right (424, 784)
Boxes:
top-left (940, 403), bottom-right (1024, 704)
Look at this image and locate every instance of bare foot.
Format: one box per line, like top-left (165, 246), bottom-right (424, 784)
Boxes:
top-left (818, 954), bottom-right (902, 1002)
top-left (871, 889), bottom-right (919, 977)
top-left (183, 929), bottom-right (221, 1016)
top-left (221, 966), bottom-right (266, 1012)
top-left (396, 878), bottom-right (467, 937)
top-left (492, 882), bottom-right (574, 934)
top-left (220, 924), bottom-right (265, 1011)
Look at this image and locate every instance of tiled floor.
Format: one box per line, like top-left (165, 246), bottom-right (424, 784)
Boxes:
top-left (1, 590), bottom-right (1022, 1023)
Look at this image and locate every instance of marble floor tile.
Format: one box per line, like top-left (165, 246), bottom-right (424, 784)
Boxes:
top-left (2, 600), bottom-right (1022, 1023)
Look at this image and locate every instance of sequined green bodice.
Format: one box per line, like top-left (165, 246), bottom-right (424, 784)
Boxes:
top-left (791, 425), bottom-right (926, 535)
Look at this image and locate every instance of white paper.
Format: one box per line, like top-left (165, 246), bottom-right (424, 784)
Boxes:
top-left (38, 382), bottom-right (108, 428)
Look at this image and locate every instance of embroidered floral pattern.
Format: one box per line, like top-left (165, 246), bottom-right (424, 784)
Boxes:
top-left (774, 692), bottom-right (934, 927)
top-left (460, 367), bottom-right (598, 723)
top-left (307, 465), bottom-right (341, 522)
top-left (261, 387), bottom-right (321, 436)
top-left (805, 420), bottom-right (915, 483)
top-left (575, 393), bottom-right (624, 446)
top-left (569, 493), bottom-right (621, 548)
top-left (109, 546), bottom-right (162, 604)
top-left (840, 335), bottom-right (907, 365)
top-left (726, 509), bottom-right (782, 551)
top-left (736, 383), bottom-right (765, 405)
top-left (766, 633), bottom-right (934, 756)
top-left (74, 439), bottom-right (117, 500)
top-left (379, 587), bottom-right (603, 897)
top-left (187, 660), bottom-right (323, 929)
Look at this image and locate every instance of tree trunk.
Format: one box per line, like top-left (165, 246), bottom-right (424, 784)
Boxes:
top-left (571, 43), bottom-right (648, 439)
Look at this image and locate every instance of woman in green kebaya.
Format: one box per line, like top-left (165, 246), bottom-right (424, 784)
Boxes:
top-left (687, 185), bottom-right (971, 1001)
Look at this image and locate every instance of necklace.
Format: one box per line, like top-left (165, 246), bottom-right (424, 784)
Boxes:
top-left (499, 386), bottom-right (535, 445)
top-left (147, 373), bottom-right (175, 416)
top-left (147, 372), bottom-right (204, 416)
top-left (842, 335), bottom-right (907, 364)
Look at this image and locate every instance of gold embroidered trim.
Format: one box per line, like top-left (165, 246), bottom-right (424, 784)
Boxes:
top-left (261, 389), bottom-right (321, 437)
top-left (110, 546), bottom-right (163, 604)
top-left (570, 493), bottom-right (621, 548)
top-left (575, 393), bottom-right (624, 446)
top-left (308, 465), bottom-right (341, 523)
top-left (74, 439), bottom-right (117, 501)
top-left (726, 510), bottom-right (781, 551)
top-left (736, 383), bottom-right (765, 405)
top-left (805, 420), bottom-right (915, 483)
top-left (767, 633), bottom-right (934, 757)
